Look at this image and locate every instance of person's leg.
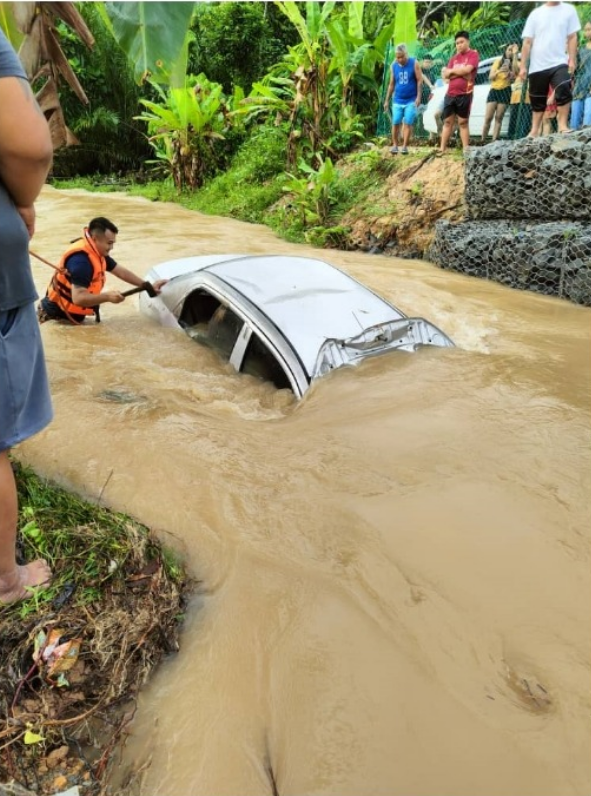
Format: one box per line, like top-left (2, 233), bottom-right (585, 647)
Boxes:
top-left (438, 97), bottom-right (456, 154)
top-left (401, 123), bottom-right (411, 149)
top-left (401, 102), bottom-right (417, 151)
top-left (551, 63), bottom-right (574, 133)
top-left (530, 110), bottom-right (545, 137)
top-left (556, 102), bottom-right (572, 133)
top-left (528, 69), bottom-right (550, 137)
top-left (570, 98), bottom-right (583, 130)
top-left (457, 116), bottom-right (470, 149)
top-left (508, 103), bottom-right (518, 139)
top-left (0, 449), bottom-right (52, 603)
top-left (492, 103), bottom-right (508, 140)
top-left (481, 102), bottom-right (496, 140)
top-left (439, 116), bottom-right (455, 153)
top-left (583, 97), bottom-right (591, 127)
top-left (390, 104), bottom-right (403, 152)
top-left (0, 303), bottom-right (53, 604)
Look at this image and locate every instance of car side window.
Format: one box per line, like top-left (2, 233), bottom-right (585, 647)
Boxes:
top-left (206, 304), bottom-right (244, 361)
top-left (241, 332), bottom-right (291, 391)
top-left (179, 289), bottom-right (243, 361)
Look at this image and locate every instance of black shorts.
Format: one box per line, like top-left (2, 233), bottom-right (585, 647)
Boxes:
top-left (442, 93), bottom-right (473, 120)
top-left (528, 65), bottom-right (572, 112)
top-left (486, 87), bottom-right (511, 105)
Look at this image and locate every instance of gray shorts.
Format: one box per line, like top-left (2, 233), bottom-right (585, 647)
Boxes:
top-left (0, 302), bottom-right (53, 451)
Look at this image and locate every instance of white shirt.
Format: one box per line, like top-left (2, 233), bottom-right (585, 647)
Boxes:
top-left (522, 2), bottom-right (581, 74)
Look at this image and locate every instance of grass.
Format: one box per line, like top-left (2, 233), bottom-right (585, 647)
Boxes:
top-left (1, 463), bottom-right (191, 794)
top-left (50, 137), bottom-right (465, 250)
top-left (8, 463), bottom-right (185, 621)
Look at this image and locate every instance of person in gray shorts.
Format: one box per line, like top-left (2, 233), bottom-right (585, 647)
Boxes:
top-left (0, 29), bottom-right (54, 604)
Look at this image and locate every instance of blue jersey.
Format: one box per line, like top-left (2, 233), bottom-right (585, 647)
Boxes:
top-left (392, 57), bottom-right (418, 103)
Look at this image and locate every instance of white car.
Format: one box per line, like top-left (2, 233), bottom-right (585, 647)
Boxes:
top-left (422, 57), bottom-right (511, 138)
top-left (140, 254), bottom-right (454, 398)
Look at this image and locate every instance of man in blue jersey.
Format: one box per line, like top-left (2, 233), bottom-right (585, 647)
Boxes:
top-left (383, 44), bottom-right (424, 154)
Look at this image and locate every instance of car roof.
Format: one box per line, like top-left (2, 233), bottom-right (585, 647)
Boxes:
top-left (150, 255), bottom-right (407, 376)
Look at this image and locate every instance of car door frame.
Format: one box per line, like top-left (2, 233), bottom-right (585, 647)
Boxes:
top-left (171, 274), bottom-right (309, 398)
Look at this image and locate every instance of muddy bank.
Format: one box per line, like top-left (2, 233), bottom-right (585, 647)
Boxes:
top-left (0, 466), bottom-right (190, 796)
top-left (340, 147), bottom-right (465, 258)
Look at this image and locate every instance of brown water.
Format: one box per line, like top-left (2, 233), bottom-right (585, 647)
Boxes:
top-left (18, 187), bottom-right (591, 795)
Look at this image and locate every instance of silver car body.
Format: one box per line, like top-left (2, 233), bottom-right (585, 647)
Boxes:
top-left (140, 255), bottom-right (454, 397)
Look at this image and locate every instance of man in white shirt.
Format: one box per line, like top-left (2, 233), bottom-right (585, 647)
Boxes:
top-left (520, 1), bottom-right (581, 136)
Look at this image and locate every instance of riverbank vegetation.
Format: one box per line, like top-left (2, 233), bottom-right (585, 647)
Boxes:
top-left (39, 0), bottom-right (588, 252)
top-left (0, 464), bottom-right (190, 796)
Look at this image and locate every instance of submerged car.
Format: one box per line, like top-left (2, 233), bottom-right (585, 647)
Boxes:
top-left (139, 254), bottom-right (454, 398)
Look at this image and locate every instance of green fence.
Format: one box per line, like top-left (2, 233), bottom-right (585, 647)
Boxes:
top-left (378, 20), bottom-right (531, 141)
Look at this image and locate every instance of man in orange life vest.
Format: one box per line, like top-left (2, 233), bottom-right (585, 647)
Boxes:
top-left (37, 217), bottom-right (167, 324)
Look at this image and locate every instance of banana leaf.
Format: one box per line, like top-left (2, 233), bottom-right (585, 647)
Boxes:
top-left (103, 2), bottom-right (195, 85)
top-left (393, 1), bottom-right (418, 56)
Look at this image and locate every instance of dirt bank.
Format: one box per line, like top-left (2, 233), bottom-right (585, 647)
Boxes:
top-left (341, 146), bottom-right (465, 258)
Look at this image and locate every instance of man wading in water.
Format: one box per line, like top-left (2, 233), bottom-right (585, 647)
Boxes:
top-left (37, 217), bottom-right (167, 324)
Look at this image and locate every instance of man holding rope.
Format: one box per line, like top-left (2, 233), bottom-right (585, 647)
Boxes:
top-left (37, 217), bottom-right (167, 324)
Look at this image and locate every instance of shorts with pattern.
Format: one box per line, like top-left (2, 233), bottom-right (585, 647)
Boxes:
top-left (0, 303), bottom-right (53, 450)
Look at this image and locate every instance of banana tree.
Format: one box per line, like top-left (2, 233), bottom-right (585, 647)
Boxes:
top-left (1, 1), bottom-right (196, 150)
top-left (0, 2), bottom-right (94, 148)
top-left (135, 75), bottom-right (226, 190)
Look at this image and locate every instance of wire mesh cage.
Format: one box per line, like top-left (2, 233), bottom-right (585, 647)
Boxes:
top-left (464, 128), bottom-right (591, 221)
top-left (429, 129), bottom-right (591, 307)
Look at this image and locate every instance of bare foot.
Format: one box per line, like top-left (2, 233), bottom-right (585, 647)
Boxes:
top-left (0, 560), bottom-right (52, 604)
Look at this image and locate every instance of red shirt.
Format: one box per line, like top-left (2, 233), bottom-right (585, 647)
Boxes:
top-left (446, 49), bottom-right (479, 96)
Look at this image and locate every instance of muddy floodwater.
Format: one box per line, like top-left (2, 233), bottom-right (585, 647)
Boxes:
top-left (18, 186), bottom-right (591, 795)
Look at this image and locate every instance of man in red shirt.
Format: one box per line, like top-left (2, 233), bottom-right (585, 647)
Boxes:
top-left (438, 31), bottom-right (480, 155)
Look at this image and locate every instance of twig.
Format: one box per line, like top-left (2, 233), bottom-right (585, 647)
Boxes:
top-left (11, 661), bottom-right (39, 714)
top-left (429, 203), bottom-right (463, 220)
top-left (98, 469), bottom-right (114, 504)
top-left (93, 707), bottom-right (136, 780)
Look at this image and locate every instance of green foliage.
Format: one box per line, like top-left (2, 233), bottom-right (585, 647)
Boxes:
top-left (52, 4), bottom-right (151, 177)
top-left (231, 124), bottom-right (289, 183)
top-left (0, 2), bottom-right (25, 48)
top-left (425, 2), bottom-right (511, 38)
top-left (393, 1), bottom-right (418, 55)
top-left (101, 1), bottom-right (195, 85)
top-left (189, 2), bottom-right (298, 93)
top-left (282, 155), bottom-right (338, 226)
top-left (136, 75), bottom-right (229, 190)
top-left (239, 1), bottom-right (393, 168)
top-left (7, 464), bottom-right (186, 621)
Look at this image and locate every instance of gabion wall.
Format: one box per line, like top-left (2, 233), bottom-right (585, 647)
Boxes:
top-left (465, 129), bottom-right (591, 221)
top-left (433, 220), bottom-right (591, 305)
top-left (430, 129), bottom-right (591, 306)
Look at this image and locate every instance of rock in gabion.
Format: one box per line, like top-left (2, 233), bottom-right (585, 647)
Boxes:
top-left (464, 129), bottom-right (591, 221)
top-left (431, 219), bottom-right (591, 306)
top-left (430, 131), bottom-right (591, 307)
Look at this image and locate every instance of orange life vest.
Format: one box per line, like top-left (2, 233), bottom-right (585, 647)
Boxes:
top-left (46, 230), bottom-right (107, 319)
